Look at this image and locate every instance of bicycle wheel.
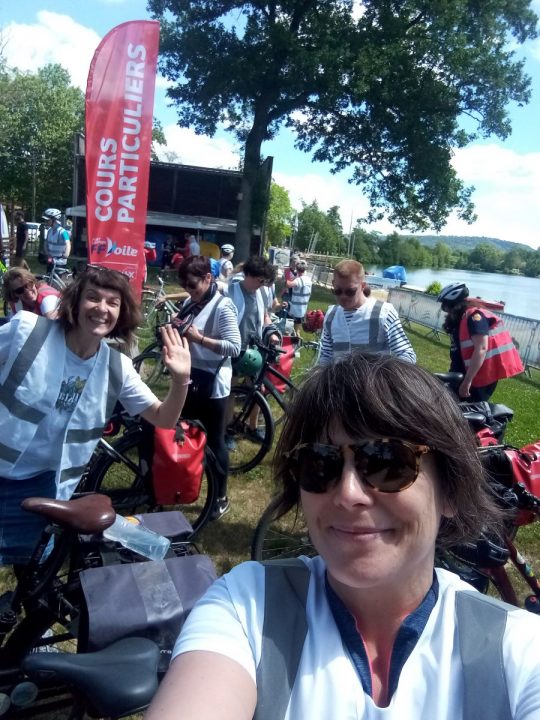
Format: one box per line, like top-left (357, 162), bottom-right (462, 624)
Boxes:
top-left (141, 290), bottom-right (157, 324)
top-left (251, 495), bottom-right (316, 561)
top-left (83, 426), bottom-right (217, 536)
top-left (133, 343), bottom-right (167, 392)
top-left (227, 385), bottom-right (274, 474)
top-left (263, 379), bottom-right (295, 427)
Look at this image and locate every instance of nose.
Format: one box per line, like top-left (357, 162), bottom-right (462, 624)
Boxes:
top-left (331, 453), bottom-right (374, 508)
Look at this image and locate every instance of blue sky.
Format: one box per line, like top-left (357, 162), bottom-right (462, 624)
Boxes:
top-left (1, 0), bottom-right (539, 248)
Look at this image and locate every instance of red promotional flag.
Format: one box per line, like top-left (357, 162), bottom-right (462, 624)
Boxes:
top-left (85, 20), bottom-right (160, 297)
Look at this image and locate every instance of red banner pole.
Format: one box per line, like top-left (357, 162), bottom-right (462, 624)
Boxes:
top-left (85, 20), bottom-right (160, 299)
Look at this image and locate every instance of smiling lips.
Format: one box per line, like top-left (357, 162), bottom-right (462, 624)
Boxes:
top-left (331, 526), bottom-right (391, 540)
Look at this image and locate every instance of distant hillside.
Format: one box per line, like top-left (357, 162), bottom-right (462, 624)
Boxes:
top-left (404, 235), bottom-right (532, 254)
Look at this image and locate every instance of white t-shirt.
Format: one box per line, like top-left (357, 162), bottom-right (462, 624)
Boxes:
top-left (174, 557), bottom-right (540, 719)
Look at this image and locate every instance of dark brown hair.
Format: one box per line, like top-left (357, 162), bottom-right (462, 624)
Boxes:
top-left (273, 352), bottom-right (505, 547)
top-left (243, 256), bottom-right (277, 283)
top-left (177, 255), bottom-right (211, 284)
top-left (57, 266), bottom-right (141, 343)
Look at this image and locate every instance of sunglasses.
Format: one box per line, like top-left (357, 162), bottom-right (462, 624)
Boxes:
top-left (331, 287), bottom-right (358, 297)
top-left (183, 280), bottom-right (200, 291)
top-left (13, 281), bottom-right (34, 297)
top-left (286, 438), bottom-right (431, 494)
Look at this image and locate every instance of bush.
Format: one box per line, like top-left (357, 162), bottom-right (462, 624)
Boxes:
top-left (425, 281), bottom-right (443, 296)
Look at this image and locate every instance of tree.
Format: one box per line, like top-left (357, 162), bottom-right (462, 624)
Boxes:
top-left (266, 182), bottom-right (294, 247)
top-left (0, 64), bottom-right (84, 220)
top-left (149, 1), bottom-right (537, 261)
top-left (295, 201), bottom-right (342, 255)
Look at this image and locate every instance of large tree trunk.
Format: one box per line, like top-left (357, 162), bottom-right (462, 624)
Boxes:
top-left (234, 112), bottom-right (268, 262)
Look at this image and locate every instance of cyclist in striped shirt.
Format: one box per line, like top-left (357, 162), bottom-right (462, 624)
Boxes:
top-left (319, 259), bottom-right (415, 366)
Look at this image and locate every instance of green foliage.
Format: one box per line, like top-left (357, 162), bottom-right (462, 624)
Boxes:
top-left (266, 182), bottom-right (294, 247)
top-left (295, 201), bottom-right (343, 256)
top-left (425, 281), bottom-right (443, 296)
top-left (148, 0), bottom-right (538, 260)
top-left (0, 64), bottom-right (84, 218)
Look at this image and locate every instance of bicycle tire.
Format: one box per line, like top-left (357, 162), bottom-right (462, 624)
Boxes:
top-left (227, 385), bottom-right (274, 474)
top-left (133, 343), bottom-right (167, 391)
top-left (263, 377), bottom-right (295, 427)
top-left (251, 495), bottom-right (316, 561)
top-left (81, 425), bottom-right (217, 536)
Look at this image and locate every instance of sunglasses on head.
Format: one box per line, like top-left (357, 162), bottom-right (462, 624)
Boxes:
top-left (331, 287), bottom-right (358, 297)
top-left (13, 281), bottom-right (34, 297)
top-left (285, 438), bottom-right (431, 494)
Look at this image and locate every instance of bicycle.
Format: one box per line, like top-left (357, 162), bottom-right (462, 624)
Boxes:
top-left (140, 276), bottom-right (181, 330)
top-left (77, 412), bottom-right (218, 536)
top-left (227, 337), bottom-right (300, 474)
top-left (38, 257), bottom-right (72, 291)
top-left (0, 492), bottom-right (212, 717)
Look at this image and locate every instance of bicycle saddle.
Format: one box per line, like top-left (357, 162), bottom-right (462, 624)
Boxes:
top-left (55, 268), bottom-right (71, 276)
top-left (22, 637), bottom-right (160, 718)
top-left (489, 403), bottom-right (514, 421)
top-left (21, 494), bottom-right (115, 534)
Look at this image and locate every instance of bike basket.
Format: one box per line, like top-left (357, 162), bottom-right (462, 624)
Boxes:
top-left (152, 420), bottom-right (207, 505)
top-left (265, 335), bottom-right (295, 395)
top-left (79, 553), bottom-right (217, 672)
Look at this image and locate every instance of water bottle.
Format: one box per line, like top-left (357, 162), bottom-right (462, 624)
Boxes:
top-left (103, 515), bottom-right (170, 561)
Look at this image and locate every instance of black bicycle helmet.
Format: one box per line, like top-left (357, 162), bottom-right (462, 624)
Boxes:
top-left (437, 282), bottom-right (469, 307)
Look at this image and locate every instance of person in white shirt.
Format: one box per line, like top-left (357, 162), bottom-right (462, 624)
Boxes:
top-left (319, 259), bottom-right (415, 366)
top-left (285, 259), bottom-right (312, 331)
top-left (187, 233), bottom-right (200, 257)
top-left (218, 244), bottom-right (235, 281)
top-left (147, 353), bottom-right (540, 720)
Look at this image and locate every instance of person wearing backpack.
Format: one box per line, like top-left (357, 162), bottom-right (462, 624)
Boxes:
top-left (147, 353), bottom-right (540, 720)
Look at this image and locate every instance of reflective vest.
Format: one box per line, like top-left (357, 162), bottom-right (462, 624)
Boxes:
top-left (11, 284), bottom-right (60, 316)
top-left (459, 307), bottom-right (524, 387)
top-left (289, 276), bottom-right (312, 319)
top-left (324, 300), bottom-right (387, 360)
top-left (182, 293), bottom-right (235, 399)
top-left (227, 280), bottom-right (265, 339)
top-left (0, 312), bottom-right (122, 499)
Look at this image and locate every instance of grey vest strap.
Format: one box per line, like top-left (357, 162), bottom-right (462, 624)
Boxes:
top-left (202, 295), bottom-right (225, 336)
top-left (254, 560), bottom-right (310, 720)
top-left (368, 301), bottom-right (383, 346)
top-left (0, 316), bottom-right (52, 423)
top-left (323, 305), bottom-right (338, 334)
top-left (254, 567), bottom-right (514, 720)
top-left (456, 591), bottom-right (512, 720)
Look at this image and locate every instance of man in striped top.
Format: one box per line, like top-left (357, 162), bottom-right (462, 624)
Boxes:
top-left (318, 259), bottom-right (415, 367)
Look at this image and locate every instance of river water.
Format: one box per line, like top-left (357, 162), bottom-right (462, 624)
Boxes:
top-left (367, 267), bottom-right (540, 321)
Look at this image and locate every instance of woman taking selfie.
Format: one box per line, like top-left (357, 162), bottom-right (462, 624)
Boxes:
top-left (0, 266), bottom-right (190, 564)
top-left (148, 353), bottom-right (540, 720)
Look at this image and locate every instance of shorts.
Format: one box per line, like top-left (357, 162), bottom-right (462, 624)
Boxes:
top-left (0, 471), bottom-right (56, 565)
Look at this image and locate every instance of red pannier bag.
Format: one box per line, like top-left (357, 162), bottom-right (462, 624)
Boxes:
top-left (303, 309), bottom-right (324, 333)
top-left (265, 335), bottom-right (296, 394)
top-left (505, 440), bottom-right (540, 526)
top-left (152, 420), bottom-right (207, 505)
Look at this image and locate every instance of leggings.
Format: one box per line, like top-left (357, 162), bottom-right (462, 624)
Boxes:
top-left (181, 394), bottom-right (229, 499)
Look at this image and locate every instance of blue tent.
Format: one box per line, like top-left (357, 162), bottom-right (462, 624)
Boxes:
top-left (383, 265), bottom-right (407, 282)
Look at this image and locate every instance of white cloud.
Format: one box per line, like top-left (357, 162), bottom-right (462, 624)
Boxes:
top-left (2, 11), bottom-right (170, 91)
top-left (272, 143), bottom-right (540, 249)
top-left (3, 11), bottom-right (100, 90)
top-left (158, 125), bottom-right (241, 170)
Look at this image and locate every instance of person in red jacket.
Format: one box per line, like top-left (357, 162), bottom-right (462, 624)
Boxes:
top-left (3, 268), bottom-right (60, 320)
top-left (438, 282), bottom-right (523, 401)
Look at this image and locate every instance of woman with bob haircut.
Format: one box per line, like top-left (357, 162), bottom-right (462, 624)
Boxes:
top-left (3, 267), bottom-right (60, 320)
top-left (175, 256), bottom-right (241, 520)
top-left (147, 353), bottom-right (540, 720)
top-left (0, 265), bottom-right (191, 565)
